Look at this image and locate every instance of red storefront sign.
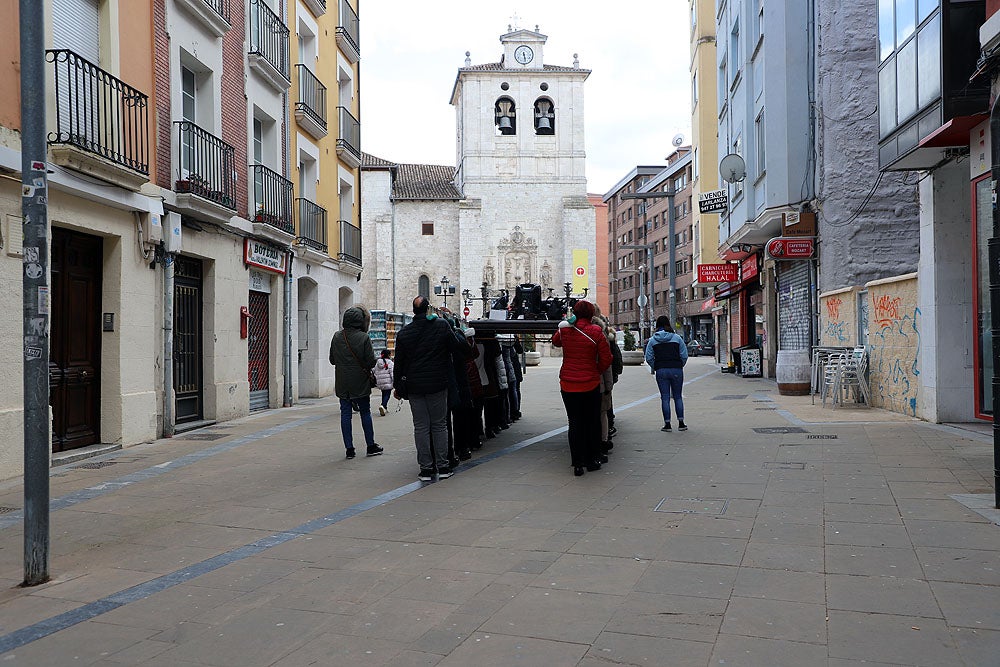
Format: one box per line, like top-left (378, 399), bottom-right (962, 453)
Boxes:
top-left (765, 237), bottom-right (815, 259)
top-left (697, 263), bottom-right (739, 284)
top-left (244, 238), bottom-right (287, 274)
top-left (741, 254), bottom-right (759, 281)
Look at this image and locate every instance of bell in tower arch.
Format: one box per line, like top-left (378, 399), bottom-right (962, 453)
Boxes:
top-left (495, 97), bottom-right (516, 135)
top-left (534, 98), bottom-right (555, 135)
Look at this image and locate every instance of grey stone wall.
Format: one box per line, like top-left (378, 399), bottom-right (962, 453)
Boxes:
top-left (815, 0), bottom-right (920, 294)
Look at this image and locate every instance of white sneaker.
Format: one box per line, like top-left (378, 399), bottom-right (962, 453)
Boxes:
top-left (378, 405), bottom-right (386, 416)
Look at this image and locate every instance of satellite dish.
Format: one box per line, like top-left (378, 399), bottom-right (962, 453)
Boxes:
top-left (719, 153), bottom-right (747, 184)
top-left (671, 134), bottom-right (685, 147)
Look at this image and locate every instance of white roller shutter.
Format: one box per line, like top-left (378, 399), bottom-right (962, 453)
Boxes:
top-left (52, 0), bottom-right (100, 64)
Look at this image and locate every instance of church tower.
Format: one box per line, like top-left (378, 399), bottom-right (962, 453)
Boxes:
top-left (450, 26), bottom-right (595, 302)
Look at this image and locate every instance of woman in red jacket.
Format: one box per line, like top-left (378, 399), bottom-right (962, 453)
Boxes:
top-left (551, 300), bottom-right (613, 476)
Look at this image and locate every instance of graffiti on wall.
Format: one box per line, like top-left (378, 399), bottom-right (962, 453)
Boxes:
top-left (819, 293), bottom-right (853, 346)
top-left (824, 320), bottom-right (849, 344)
top-left (868, 286), bottom-right (920, 417)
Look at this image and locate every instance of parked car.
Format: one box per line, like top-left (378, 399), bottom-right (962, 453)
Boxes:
top-left (687, 338), bottom-right (715, 357)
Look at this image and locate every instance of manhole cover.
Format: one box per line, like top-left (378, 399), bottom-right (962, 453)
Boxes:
top-left (712, 395), bottom-right (748, 400)
top-left (807, 434), bottom-right (839, 440)
top-left (179, 433), bottom-right (227, 441)
top-left (755, 407), bottom-right (777, 411)
top-left (753, 400), bottom-right (774, 403)
top-left (75, 461), bottom-right (118, 469)
top-left (0, 507), bottom-right (18, 514)
top-left (653, 497), bottom-right (730, 515)
top-left (762, 462), bottom-right (806, 470)
top-left (753, 427), bottom-right (808, 434)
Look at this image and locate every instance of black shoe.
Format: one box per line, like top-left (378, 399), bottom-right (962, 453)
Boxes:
top-left (586, 462), bottom-right (602, 472)
top-left (605, 439), bottom-right (614, 451)
top-left (608, 426), bottom-right (618, 437)
top-left (678, 421), bottom-right (688, 431)
top-left (661, 423), bottom-right (672, 432)
top-left (366, 444), bottom-right (384, 457)
top-left (418, 468), bottom-right (435, 481)
top-left (574, 466), bottom-right (585, 476)
top-left (345, 448), bottom-right (356, 459)
top-left (598, 453), bottom-right (609, 464)
top-left (458, 450), bottom-right (472, 461)
top-left (499, 423), bottom-right (510, 430)
top-left (449, 458), bottom-right (461, 470)
top-left (437, 467), bottom-right (454, 479)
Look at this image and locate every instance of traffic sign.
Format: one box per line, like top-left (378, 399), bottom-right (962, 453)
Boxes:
top-left (463, 306), bottom-right (470, 317)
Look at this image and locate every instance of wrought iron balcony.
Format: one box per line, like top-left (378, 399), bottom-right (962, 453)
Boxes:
top-left (174, 120), bottom-right (236, 209)
top-left (296, 198), bottom-right (327, 252)
top-left (335, 0), bottom-right (360, 62)
top-left (249, 0), bottom-right (290, 87)
top-left (336, 106), bottom-right (361, 166)
top-left (252, 164), bottom-right (294, 234)
top-left (338, 219), bottom-right (361, 266)
top-left (295, 64), bottom-right (327, 138)
top-left (47, 49), bottom-right (150, 176)
top-left (174, 0), bottom-right (231, 36)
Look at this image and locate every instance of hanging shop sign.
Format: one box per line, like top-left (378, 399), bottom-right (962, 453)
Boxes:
top-left (741, 254), bottom-right (759, 281)
top-left (781, 211), bottom-right (817, 237)
top-left (697, 263), bottom-right (739, 284)
top-left (765, 237), bottom-right (815, 260)
top-left (244, 238), bottom-right (287, 274)
top-left (698, 189), bottom-right (728, 214)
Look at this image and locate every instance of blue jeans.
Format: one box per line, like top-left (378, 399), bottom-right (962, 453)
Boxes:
top-left (655, 368), bottom-right (684, 423)
top-left (340, 397), bottom-right (375, 450)
top-left (380, 389), bottom-right (392, 409)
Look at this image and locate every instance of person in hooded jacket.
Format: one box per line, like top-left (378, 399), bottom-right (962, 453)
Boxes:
top-left (373, 349), bottom-right (394, 416)
top-left (551, 300), bottom-right (613, 476)
top-left (329, 306), bottom-right (383, 459)
top-left (645, 315), bottom-right (689, 432)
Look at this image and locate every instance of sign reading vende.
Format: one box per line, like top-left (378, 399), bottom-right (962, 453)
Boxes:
top-left (244, 238), bottom-right (287, 274)
top-left (698, 189), bottom-right (728, 214)
top-left (765, 237), bottom-right (815, 260)
top-left (697, 263), bottom-right (739, 284)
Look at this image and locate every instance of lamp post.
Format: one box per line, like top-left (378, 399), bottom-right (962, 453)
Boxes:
top-left (434, 275), bottom-right (456, 309)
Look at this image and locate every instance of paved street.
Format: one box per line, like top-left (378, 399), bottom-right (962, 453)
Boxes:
top-left (0, 356), bottom-right (995, 666)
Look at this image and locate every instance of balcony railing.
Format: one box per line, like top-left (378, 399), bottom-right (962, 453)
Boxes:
top-left (47, 49), bottom-right (150, 175)
top-left (295, 64), bottom-right (327, 132)
top-left (296, 198), bottom-right (327, 252)
top-left (249, 0), bottom-right (289, 81)
top-left (174, 120), bottom-right (236, 209)
top-left (252, 164), bottom-right (293, 234)
top-left (337, 106), bottom-right (361, 158)
top-left (336, 0), bottom-right (360, 58)
top-left (338, 219), bottom-right (361, 265)
top-left (201, 0), bottom-right (230, 22)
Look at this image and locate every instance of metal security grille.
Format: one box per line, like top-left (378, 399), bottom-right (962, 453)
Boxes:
top-left (777, 262), bottom-right (811, 350)
top-left (174, 256), bottom-right (203, 423)
top-left (248, 290), bottom-right (270, 410)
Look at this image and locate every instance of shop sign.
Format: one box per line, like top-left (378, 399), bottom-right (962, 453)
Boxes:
top-left (244, 238), bottom-right (287, 274)
top-left (698, 189), bottom-right (728, 214)
top-left (249, 269), bottom-right (271, 293)
top-left (765, 237), bottom-right (815, 260)
top-left (741, 254), bottom-right (759, 281)
top-left (781, 211), bottom-right (816, 237)
top-left (715, 282), bottom-right (733, 299)
top-left (697, 263), bottom-right (738, 284)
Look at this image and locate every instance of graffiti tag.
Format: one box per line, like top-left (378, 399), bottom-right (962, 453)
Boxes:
top-left (872, 294), bottom-right (902, 328)
top-left (824, 320), bottom-right (848, 343)
top-left (826, 297), bottom-right (842, 320)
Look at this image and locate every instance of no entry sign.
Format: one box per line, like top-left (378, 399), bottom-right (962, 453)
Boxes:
top-left (463, 306), bottom-right (470, 317)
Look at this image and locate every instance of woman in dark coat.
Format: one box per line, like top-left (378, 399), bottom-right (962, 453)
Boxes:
top-left (329, 306), bottom-right (382, 459)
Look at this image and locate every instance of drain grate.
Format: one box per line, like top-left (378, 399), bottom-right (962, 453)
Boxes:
top-left (753, 427), bottom-right (808, 434)
top-left (653, 497), bottom-right (730, 515)
top-left (0, 506), bottom-right (18, 514)
top-left (755, 407), bottom-right (777, 411)
top-left (762, 462), bottom-right (806, 470)
top-left (807, 434), bottom-right (838, 440)
top-left (75, 461), bottom-right (118, 469)
top-left (753, 400), bottom-right (774, 403)
top-left (712, 395), bottom-right (748, 400)
top-left (179, 433), bottom-right (227, 441)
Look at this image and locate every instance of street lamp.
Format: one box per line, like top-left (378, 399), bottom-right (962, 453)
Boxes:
top-left (434, 275), bottom-right (456, 309)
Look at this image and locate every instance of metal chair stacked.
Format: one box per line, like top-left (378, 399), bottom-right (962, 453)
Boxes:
top-left (821, 347), bottom-right (870, 408)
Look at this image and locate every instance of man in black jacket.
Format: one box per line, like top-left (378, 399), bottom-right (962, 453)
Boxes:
top-left (394, 296), bottom-right (464, 481)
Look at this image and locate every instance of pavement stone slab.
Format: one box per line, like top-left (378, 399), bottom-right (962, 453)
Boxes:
top-left (741, 542), bottom-right (824, 573)
top-left (825, 521), bottom-right (913, 548)
top-left (731, 567), bottom-right (825, 604)
top-left (478, 587), bottom-right (623, 644)
top-left (825, 544), bottom-right (925, 578)
top-left (827, 610), bottom-right (963, 667)
top-left (634, 561), bottom-right (739, 598)
top-left (913, 546), bottom-right (1000, 586)
top-left (530, 553), bottom-right (648, 595)
top-left (928, 580), bottom-right (1000, 630)
top-left (719, 596), bottom-right (827, 644)
top-left (825, 574), bottom-right (942, 617)
top-left (437, 632), bottom-right (587, 667)
top-left (604, 591), bottom-right (727, 643)
top-left (588, 630), bottom-right (714, 666)
top-left (824, 502), bottom-right (904, 524)
top-left (709, 634), bottom-right (829, 667)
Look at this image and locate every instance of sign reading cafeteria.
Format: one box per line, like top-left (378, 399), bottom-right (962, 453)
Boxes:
top-left (765, 237), bottom-right (815, 260)
top-left (697, 263), bottom-right (739, 284)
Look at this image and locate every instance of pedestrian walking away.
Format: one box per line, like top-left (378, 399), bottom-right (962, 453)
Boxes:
top-left (393, 296), bottom-right (465, 481)
top-left (374, 348), bottom-right (394, 416)
top-left (329, 305), bottom-right (384, 459)
top-left (645, 315), bottom-right (688, 432)
top-left (551, 299), bottom-right (613, 477)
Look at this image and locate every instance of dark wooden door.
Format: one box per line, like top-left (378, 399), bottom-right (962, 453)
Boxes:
top-left (174, 256), bottom-right (203, 423)
top-left (50, 227), bottom-right (102, 452)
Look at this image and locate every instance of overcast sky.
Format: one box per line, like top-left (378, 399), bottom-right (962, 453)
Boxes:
top-left (358, 2), bottom-right (692, 196)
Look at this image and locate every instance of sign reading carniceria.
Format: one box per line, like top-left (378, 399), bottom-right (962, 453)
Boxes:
top-left (244, 238), bottom-right (287, 274)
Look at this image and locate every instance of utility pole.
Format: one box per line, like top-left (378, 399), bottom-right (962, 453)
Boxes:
top-left (20, 0), bottom-right (51, 585)
top-left (990, 94), bottom-right (1000, 509)
top-left (622, 189), bottom-right (677, 330)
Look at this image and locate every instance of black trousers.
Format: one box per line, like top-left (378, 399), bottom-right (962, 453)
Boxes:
top-left (561, 388), bottom-right (602, 467)
top-left (484, 395), bottom-right (503, 433)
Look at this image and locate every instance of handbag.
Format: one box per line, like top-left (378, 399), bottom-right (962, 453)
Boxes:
top-left (343, 331), bottom-right (377, 388)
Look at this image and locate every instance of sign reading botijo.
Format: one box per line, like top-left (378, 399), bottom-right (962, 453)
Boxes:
top-left (698, 189), bottom-right (728, 214)
top-left (697, 263), bottom-right (739, 284)
top-left (244, 238), bottom-right (287, 274)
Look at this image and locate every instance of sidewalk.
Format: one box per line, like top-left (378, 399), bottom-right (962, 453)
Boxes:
top-left (0, 356), bottom-right (995, 665)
